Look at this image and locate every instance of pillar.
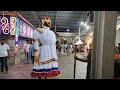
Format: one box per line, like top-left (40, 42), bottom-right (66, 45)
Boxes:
top-left (91, 11), bottom-right (117, 79)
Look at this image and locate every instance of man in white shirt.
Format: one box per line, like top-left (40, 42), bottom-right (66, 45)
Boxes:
top-left (0, 39), bottom-right (9, 72)
top-left (24, 39), bottom-right (30, 64)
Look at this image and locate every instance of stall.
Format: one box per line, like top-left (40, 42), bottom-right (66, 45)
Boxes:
top-left (0, 11), bottom-right (34, 65)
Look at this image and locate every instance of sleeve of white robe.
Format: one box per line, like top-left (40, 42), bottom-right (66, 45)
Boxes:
top-left (33, 30), bottom-right (40, 51)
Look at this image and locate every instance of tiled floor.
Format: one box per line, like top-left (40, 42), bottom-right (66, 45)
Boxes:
top-left (0, 52), bottom-right (87, 79)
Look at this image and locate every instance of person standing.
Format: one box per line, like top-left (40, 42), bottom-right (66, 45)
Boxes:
top-left (0, 39), bottom-right (9, 73)
top-left (66, 44), bottom-right (71, 56)
top-left (24, 39), bottom-right (30, 64)
top-left (75, 44), bottom-right (92, 79)
top-left (56, 41), bottom-right (60, 53)
top-left (31, 16), bottom-right (60, 79)
top-left (85, 45), bottom-right (92, 79)
top-left (61, 44), bottom-right (64, 54)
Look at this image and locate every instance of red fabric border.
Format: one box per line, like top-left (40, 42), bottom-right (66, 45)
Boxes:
top-left (31, 70), bottom-right (60, 78)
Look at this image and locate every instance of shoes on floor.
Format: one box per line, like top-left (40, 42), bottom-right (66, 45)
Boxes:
top-left (0, 71), bottom-right (3, 73)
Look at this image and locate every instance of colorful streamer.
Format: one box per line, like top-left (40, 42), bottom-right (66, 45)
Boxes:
top-left (15, 17), bottom-right (20, 54)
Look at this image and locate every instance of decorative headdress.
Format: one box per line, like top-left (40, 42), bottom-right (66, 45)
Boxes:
top-left (42, 16), bottom-right (51, 27)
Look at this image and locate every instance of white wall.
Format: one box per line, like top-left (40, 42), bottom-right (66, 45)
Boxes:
top-left (116, 29), bottom-right (120, 45)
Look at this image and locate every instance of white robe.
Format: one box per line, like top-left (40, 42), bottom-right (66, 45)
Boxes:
top-left (33, 28), bottom-right (58, 70)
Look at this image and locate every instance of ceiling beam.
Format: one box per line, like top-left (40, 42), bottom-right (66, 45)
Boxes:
top-left (31, 11), bottom-right (41, 27)
top-left (55, 11), bottom-right (58, 32)
top-left (51, 25), bottom-right (79, 28)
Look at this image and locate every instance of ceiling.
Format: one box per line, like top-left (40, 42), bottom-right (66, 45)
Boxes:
top-left (19, 11), bottom-right (89, 33)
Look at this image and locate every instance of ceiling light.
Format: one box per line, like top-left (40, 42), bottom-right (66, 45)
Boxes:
top-left (84, 23), bottom-right (87, 27)
top-left (80, 22), bottom-right (84, 25)
top-left (86, 26), bottom-right (90, 29)
top-left (67, 29), bottom-right (69, 31)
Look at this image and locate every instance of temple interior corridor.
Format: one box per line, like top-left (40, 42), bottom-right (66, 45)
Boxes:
top-left (0, 53), bottom-right (87, 79)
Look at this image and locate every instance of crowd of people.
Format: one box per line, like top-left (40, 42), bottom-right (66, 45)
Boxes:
top-left (23, 39), bottom-right (35, 64)
top-left (56, 42), bottom-right (74, 55)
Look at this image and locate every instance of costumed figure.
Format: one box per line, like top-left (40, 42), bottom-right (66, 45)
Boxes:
top-left (31, 16), bottom-right (60, 78)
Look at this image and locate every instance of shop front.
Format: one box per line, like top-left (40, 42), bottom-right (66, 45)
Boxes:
top-left (0, 11), bottom-right (34, 65)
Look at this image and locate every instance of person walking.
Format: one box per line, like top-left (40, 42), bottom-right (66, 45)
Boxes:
top-left (61, 44), bottom-right (64, 54)
top-left (0, 39), bottom-right (9, 73)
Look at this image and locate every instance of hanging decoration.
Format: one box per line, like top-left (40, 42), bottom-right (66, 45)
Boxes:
top-left (1, 16), bottom-right (10, 34)
top-left (23, 22), bottom-right (27, 37)
top-left (19, 19), bottom-right (23, 37)
top-left (15, 17), bottom-right (20, 54)
top-left (26, 24), bottom-right (30, 38)
top-left (29, 26), bottom-right (31, 38)
top-left (10, 17), bottom-right (16, 35)
top-left (30, 27), bottom-right (33, 38)
top-left (0, 15), bottom-right (34, 38)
